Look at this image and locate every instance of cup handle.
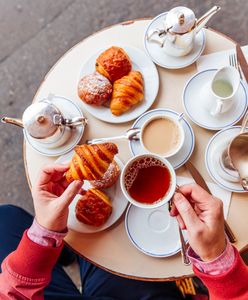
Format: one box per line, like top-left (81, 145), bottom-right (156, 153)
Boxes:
top-left (210, 99), bottom-right (223, 116)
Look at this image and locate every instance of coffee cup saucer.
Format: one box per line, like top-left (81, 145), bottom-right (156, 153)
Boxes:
top-left (205, 126), bottom-right (247, 193)
top-left (183, 69), bottom-right (248, 130)
top-left (129, 109), bottom-right (195, 170)
top-left (144, 12), bottom-right (206, 69)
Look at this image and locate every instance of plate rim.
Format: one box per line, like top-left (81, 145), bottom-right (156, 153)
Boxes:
top-left (128, 108), bottom-right (195, 169)
top-left (205, 126), bottom-right (247, 193)
top-left (143, 12), bottom-right (206, 69)
top-left (78, 44), bottom-right (159, 124)
top-left (183, 69), bottom-right (248, 131)
top-left (125, 204), bottom-right (183, 258)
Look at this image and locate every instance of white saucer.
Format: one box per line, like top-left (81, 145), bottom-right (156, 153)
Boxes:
top-left (144, 12), bottom-right (206, 69)
top-left (129, 109), bottom-right (195, 170)
top-left (205, 126), bottom-right (247, 193)
top-left (56, 152), bottom-right (128, 233)
top-left (125, 203), bottom-right (187, 257)
top-left (79, 45), bottom-right (159, 123)
top-left (183, 69), bottom-right (248, 130)
top-left (25, 96), bottom-right (85, 157)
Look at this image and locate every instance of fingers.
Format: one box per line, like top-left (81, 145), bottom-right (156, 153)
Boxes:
top-left (60, 180), bottom-right (83, 207)
top-left (179, 184), bottom-right (213, 204)
top-left (169, 202), bottom-right (179, 217)
top-left (37, 164), bottom-right (69, 186)
top-left (176, 214), bottom-right (186, 229)
top-left (173, 192), bottom-right (202, 229)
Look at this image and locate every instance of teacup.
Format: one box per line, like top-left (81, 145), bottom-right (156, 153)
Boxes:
top-left (209, 66), bottom-right (240, 116)
top-left (140, 114), bottom-right (185, 158)
top-left (120, 154), bottom-right (176, 209)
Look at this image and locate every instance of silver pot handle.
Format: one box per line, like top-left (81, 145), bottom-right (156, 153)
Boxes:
top-left (146, 28), bottom-right (167, 47)
top-left (54, 115), bottom-right (88, 127)
top-left (64, 117), bottom-right (88, 127)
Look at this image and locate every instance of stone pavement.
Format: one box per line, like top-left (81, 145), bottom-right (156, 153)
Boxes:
top-left (0, 0), bottom-right (247, 212)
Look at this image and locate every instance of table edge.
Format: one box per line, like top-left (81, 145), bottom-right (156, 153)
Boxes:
top-left (23, 18), bottom-right (245, 281)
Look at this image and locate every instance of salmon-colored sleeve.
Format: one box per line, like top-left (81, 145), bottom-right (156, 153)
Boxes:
top-left (194, 246), bottom-right (248, 300)
top-left (0, 230), bottom-right (63, 300)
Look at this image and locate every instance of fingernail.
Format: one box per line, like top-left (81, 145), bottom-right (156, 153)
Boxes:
top-left (74, 180), bottom-right (83, 186)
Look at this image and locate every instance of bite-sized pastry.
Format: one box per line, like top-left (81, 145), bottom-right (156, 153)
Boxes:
top-left (95, 46), bottom-right (132, 82)
top-left (75, 188), bottom-right (112, 227)
top-left (110, 71), bottom-right (144, 116)
top-left (90, 160), bottom-right (120, 189)
top-left (65, 143), bottom-right (118, 183)
top-left (78, 72), bottom-right (112, 106)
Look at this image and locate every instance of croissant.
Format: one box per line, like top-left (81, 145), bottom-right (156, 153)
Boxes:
top-left (110, 71), bottom-right (144, 116)
top-left (95, 46), bottom-right (132, 82)
top-left (65, 143), bottom-right (118, 183)
top-left (75, 188), bottom-right (112, 227)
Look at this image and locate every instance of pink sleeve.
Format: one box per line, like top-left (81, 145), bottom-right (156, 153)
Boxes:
top-left (188, 240), bottom-right (235, 275)
top-left (0, 230), bottom-right (63, 300)
top-left (27, 219), bottom-right (67, 247)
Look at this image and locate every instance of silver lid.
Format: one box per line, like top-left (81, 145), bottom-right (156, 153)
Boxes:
top-left (22, 101), bottom-right (61, 139)
top-left (166, 6), bottom-right (196, 34)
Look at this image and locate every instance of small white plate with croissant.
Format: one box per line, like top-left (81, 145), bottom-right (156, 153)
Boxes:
top-left (56, 149), bottom-right (128, 233)
top-left (77, 45), bottom-right (159, 123)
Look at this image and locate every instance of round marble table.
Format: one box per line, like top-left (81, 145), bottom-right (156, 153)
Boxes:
top-left (24, 19), bottom-right (248, 281)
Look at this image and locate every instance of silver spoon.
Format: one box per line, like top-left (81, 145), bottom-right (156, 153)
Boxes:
top-left (169, 185), bottom-right (191, 266)
top-left (86, 127), bottom-right (140, 145)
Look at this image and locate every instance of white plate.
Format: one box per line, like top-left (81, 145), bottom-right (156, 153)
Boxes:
top-left (25, 96), bottom-right (85, 157)
top-left (129, 109), bottom-right (195, 170)
top-left (56, 152), bottom-right (128, 233)
top-left (183, 69), bottom-right (248, 130)
top-left (125, 203), bottom-right (187, 257)
top-left (205, 126), bottom-right (247, 193)
top-left (144, 12), bottom-right (206, 69)
top-left (79, 45), bottom-right (159, 123)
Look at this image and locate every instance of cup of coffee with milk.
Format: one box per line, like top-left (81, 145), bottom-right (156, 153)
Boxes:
top-left (140, 113), bottom-right (185, 158)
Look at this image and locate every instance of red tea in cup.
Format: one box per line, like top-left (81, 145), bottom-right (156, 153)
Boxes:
top-left (124, 157), bottom-right (172, 205)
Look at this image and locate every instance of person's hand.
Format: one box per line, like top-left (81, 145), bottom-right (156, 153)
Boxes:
top-left (170, 184), bottom-right (226, 262)
top-left (32, 164), bottom-right (83, 232)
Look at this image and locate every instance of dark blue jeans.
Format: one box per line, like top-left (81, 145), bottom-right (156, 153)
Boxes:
top-left (0, 205), bottom-right (183, 300)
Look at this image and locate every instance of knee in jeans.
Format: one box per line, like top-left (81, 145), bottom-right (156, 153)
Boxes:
top-left (0, 204), bottom-right (28, 217)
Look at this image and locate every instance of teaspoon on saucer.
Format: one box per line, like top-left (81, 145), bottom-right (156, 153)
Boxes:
top-left (86, 128), bottom-right (140, 145)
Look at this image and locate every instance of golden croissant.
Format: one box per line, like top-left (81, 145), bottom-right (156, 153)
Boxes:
top-left (110, 71), bottom-right (144, 116)
top-left (65, 143), bottom-right (118, 183)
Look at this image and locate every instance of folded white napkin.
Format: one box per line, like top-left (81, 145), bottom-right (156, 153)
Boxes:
top-left (197, 45), bottom-right (248, 72)
top-left (177, 176), bottom-right (231, 219)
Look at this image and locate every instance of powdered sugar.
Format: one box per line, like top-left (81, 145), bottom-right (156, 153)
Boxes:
top-left (79, 72), bottom-right (112, 96)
